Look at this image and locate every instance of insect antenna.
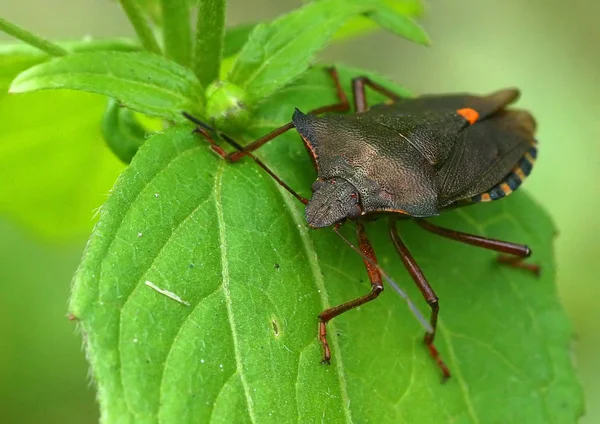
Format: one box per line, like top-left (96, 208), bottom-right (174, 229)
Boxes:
top-left (332, 225), bottom-right (433, 334)
top-left (182, 112), bottom-right (308, 205)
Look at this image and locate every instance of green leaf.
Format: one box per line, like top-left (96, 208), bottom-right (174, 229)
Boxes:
top-left (0, 50), bottom-right (124, 241)
top-left (367, 3), bottom-right (430, 45)
top-left (222, 23), bottom-right (257, 58)
top-left (161, 0), bottom-right (193, 67)
top-left (9, 51), bottom-right (204, 121)
top-left (0, 37), bottom-right (141, 56)
top-left (70, 65), bottom-right (582, 422)
top-left (227, 0), bottom-right (376, 103)
top-left (332, 0), bottom-right (425, 42)
top-left (193, 0), bottom-right (227, 87)
top-left (101, 99), bottom-right (149, 164)
top-left (221, 1), bottom-right (425, 60)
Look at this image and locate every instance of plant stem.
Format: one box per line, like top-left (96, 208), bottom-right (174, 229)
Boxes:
top-left (160, 0), bottom-right (192, 67)
top-left (118, 0), bottom-right (161, 55)
top-left (194, 0), bottom-right (227, 86)
top-left (0, 17), bottom-right (68, 56)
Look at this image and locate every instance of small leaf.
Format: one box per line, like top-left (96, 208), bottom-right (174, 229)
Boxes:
top-left (367, 3), bottom-right (430, 45)
top-left (332, 0), bottom-right (425, 42)
top-left (101, 99), bottom-right (150, 164)
top-left (9, 51), bottom-right (204, 121)
top-left (227, 0), bottom-right (376, 102)
top-left (194, 0), bottom-right (227, 87)
top-left (71, 65), bottom-right (582, 422)
top-left (161, 0), bottom-right (193, 67)
top-left (220, 1), bottom-right (425, 62)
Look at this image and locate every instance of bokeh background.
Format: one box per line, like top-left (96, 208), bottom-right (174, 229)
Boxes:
top-left (1, 0), bottom-right (597, 422)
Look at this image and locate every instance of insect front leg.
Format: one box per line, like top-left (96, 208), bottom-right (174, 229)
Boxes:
top-left (317, 221), bottom-right (383, 364)
top-left (389, 218), bottom-right (451, 382)
top-left (415, 219), bottom-right (540, 275)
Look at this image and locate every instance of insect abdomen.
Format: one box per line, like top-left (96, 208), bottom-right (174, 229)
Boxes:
top-left (469, 142), bottom-right (537, 203)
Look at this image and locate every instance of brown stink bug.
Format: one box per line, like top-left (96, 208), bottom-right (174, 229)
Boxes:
top-left (182, 67), bottom-right (539, 381)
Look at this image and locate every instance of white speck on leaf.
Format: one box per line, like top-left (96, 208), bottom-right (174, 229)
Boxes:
top-left (137, 232), bottom-right (143, 237)
top-left (144, 280), bottom-right (190, 306)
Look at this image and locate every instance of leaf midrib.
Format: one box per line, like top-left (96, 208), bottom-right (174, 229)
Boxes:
top-left (14, 71), bottom-right (193, 103)
top-left (214, 161), bottom-right (257, 424)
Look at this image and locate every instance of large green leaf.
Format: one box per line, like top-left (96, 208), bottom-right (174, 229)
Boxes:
top-left (9, 51), bottom-right (204, 120)
top-left (0, 47), bottom-right (124, 241)
top-left (69, 66), bottom-right (582, 422)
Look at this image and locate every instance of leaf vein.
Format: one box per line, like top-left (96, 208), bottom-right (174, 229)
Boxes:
top-left (158, 285), bottom-right (225, 420)
top-left (215, 162), bottom-right (257, 424)
top-left (273, 183), bottom-right (354, 423)
top-left (438, 321), bottom-right (480, 423)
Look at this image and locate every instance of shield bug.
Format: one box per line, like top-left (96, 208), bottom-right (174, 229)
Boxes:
top-left (183, 67), bottom-right (539, 381)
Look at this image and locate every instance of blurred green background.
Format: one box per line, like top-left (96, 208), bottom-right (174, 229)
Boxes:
top-left (0, 0), bottom-right (597, 423)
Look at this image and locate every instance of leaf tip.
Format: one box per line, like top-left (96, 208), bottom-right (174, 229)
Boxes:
top-left (8, 75), bottom-right (27, 93)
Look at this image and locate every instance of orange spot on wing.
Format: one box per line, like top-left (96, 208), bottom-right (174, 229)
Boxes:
top-left (481, 193), bottom-right (492, 202)
top-left (457, 108), bottom-right (479, 125)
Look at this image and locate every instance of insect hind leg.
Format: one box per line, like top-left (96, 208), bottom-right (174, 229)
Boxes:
top-left (389, 218), bottom-right (451, 382)
top-left (415, 219), bottom-right (540, 276)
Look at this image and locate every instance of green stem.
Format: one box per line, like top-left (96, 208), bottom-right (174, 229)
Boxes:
top-left (160, 0), bottom-right (192, 67)
top-left (194, 0), bottom-right (227, 86)
top-left (118, 0), bottom-right (161, 54)
top-left (0, 17), bottom-right (68, 56)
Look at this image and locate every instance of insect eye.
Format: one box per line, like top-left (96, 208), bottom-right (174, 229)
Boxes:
top-left (311, 180), bottom-right (324, 192)
top-left (347, 204), bottom-right (362, 219)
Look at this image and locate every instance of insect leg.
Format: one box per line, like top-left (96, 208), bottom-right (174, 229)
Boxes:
top-left (415, 219), bottom-right (540, 275)
top-left (389, 218), bottom-right (451, 381)
top-left (317, 221), bottom-right (383, 364)
top-left (192, 126), bottom-right (309, 205)
top-left (351, 75), bottom-right (403, 112)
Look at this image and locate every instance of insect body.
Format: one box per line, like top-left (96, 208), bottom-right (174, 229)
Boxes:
top-left (295, 90), bottom-right (537, 227)
top-left (183, 68), bottom-right (539, 381)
